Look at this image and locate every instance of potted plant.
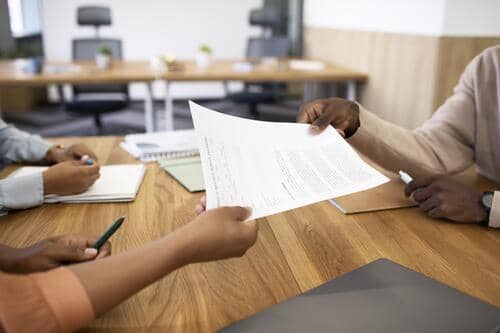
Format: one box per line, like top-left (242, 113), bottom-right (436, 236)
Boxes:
top-left (96, 46), bottom-right (112, 70)
top-left (196, 44), bottom-right (212, 70)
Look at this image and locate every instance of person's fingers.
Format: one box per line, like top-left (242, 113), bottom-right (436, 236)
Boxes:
top-left (241, 220), bottom-right (259, 250)
top-left (87, 174), bottom-right (100, 186)
top-left (95, 241), bottom-right (112, 259)
top-left (244, 219), bottom-right (259, 236)
top-left (311, 112), bottom-right (335, 132)
top-left (70, 145), bottom-right (85, 159)
top-left (195, 204), bottom-right (205, 215)
top-left (50, 245), bottom-right (96, 262)
top-left (404, 177), bottom-right (436, 197)
top-left (336, 128), bottom-right (346, 138)
top-left (83, 162), bottom-right (101, 175)
top-left (84, 248), bottom-right (98, 257)
top-left (419, 196), bottom-right (439, 212)
top-left (297, 102), bottom-right (319, 123)
top-left (71, 144), bottom-right (98, 161)
top-left (412, 186), bottom-right (434, 203)
top-left (65, 160), bottom-right (82, 167)
top-left (297, 107), bottom-right (311, 123)
top-left (336, 119), bottom-right (351, 132)
top-left (222, 206), bottom-right (252, 221)
top-left (427, 207), bottom-right (445, 219)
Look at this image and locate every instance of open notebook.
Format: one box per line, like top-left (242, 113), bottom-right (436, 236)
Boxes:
top-left (10, 164), bottom-right (145, 203)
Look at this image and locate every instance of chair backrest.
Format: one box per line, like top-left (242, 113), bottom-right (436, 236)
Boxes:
top-left (246, 37), bottom-right (290, 59)
top-left (72, 38), bottom-right (128, 95)
top-left (249, 8), bottom-right (280, 28)
top-left (77, 6), bottom-right (111, 27)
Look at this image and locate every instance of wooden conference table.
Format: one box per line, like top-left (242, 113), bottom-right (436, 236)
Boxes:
top-left (0, 59), bottom-right (367, 132)
top-left (0, 137), bottom-right (498, 332)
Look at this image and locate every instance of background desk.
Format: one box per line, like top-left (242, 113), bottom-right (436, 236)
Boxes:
top-left (0, 137), bottom-right (498, 332)
top-left (0, 60), bottom-right (157, 132)
top-left (0, 59), bottom-right (367, 132)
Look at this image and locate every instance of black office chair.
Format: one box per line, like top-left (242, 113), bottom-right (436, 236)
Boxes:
top-left (226, 8), bottom-right (290, 117)
top-left (64, 7), bottom-right (129, 134)
top-left (227, 36), bottom-right (290, 117)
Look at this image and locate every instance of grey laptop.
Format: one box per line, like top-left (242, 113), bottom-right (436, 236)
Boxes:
top-left (221, 259), bottom-right (500, 333)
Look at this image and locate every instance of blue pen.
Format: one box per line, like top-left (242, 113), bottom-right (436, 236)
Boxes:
top-left (81, 154), bottom-right (94, 165)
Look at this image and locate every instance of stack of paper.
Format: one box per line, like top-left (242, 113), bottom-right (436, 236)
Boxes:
top-left (121, 129), bottom-right (199, 162)
top-left (10, 165), bottom-right (146, 203)
top-left (190, 101), bottom-right (389, 220)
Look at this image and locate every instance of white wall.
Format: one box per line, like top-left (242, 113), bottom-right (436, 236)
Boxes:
top-left (442, 0), bottom-right (500, 36)
top-left (42, 0), bottom-right (262, 99)
top-left (304, 0), bottom-right (500, 37)
top-left (304, 0), bottom-right (446, 35)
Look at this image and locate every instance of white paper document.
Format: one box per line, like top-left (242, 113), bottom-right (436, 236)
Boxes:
top-left (11, 164), bottom-right (145, 203)
top-left (190, 102), bottom-right (389, 220)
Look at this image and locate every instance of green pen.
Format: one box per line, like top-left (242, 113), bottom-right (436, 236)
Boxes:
top-left (92, 216), bottom-right (126, 250)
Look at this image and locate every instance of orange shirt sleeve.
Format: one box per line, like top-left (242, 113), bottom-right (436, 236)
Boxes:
top-left (0, 267), bottom-right (94, 333)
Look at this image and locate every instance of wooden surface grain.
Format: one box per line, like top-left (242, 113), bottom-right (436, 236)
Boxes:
top-left (304, 27), bottom-right (500, 129)
top-left (0, 59), bottom-right (367, 87)
top-left (0, 136), bottom-right (498, 332)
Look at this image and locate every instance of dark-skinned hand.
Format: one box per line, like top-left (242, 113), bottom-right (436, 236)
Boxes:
top-left (45, 143), bottom-right (98, 164)
top-left (405, 176), bottom-right (487, 224)
top-left (297, 97), bottom-right (360, 138)
top-left (42, 160), bottom-right (100, 195)
top-left (0, 234), bottom-right (112, 274)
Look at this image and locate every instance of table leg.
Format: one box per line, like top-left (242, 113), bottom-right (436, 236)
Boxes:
top-left (144, 82), bottom-right (154, 133)
top-left (223, 81), bottom-right (230, 96)
top-left (164, 81), bottom-right (174, 131)
top-left (57, 84), bottom-right (65, 107)
top-left (346, 80), bottom-right (357, 101)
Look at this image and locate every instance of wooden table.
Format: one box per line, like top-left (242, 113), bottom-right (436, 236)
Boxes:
top-left (0, 137), bottom-right (497, 332)
top-left (0, 59), bottom-right (367, 132)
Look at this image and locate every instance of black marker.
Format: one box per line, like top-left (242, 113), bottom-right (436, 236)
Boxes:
top-left (92, 216), bottom-right (126, 250)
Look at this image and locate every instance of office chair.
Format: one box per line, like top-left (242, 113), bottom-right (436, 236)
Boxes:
top-left (226, 36), bottom-right (289, 117)
top-left (64, 6), bottom-right (129, 134)
top-left (226, 8), bottom-right (289, 118)
top-left (249, 7), bottom-right (279, 38)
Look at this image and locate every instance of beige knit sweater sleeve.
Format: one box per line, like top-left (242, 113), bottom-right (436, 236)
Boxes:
top-left (347, 53), bottom-right (499, 228)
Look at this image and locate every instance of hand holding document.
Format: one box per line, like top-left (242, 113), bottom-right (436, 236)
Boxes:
top-left (190, 102), bottom-right (389, 220)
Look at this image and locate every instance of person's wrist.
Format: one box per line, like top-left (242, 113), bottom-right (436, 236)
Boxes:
top-left (345, 102), bottom-right (361, 138)
top-left (42, 170), bottom-right (55, 195)
top-left (478, 191), bottom-right (493, 226)
top-left (474, 205), bottom-right (488, 224)
top-left (469, 191), bottom-right (488, 224)
top-left (164, 226), bottom-right (198, 267)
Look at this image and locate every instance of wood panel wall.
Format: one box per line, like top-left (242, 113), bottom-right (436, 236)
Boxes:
top-left (433, 37), bottom-right (500, 110)
top-left (304, 27), bottom-right (500, 128)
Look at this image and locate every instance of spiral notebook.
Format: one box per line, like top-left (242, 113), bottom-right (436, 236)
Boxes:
top-left (121, 129), bottom-right (199, 162)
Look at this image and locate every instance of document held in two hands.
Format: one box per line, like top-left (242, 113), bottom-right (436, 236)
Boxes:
top-left (190, 102), bottom-right (389, 220)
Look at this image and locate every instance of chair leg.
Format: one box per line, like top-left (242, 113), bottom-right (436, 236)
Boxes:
top-left (93, 114), bottom-right (104, 135)
top-left (249, 103), bottom-right (259, 119)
